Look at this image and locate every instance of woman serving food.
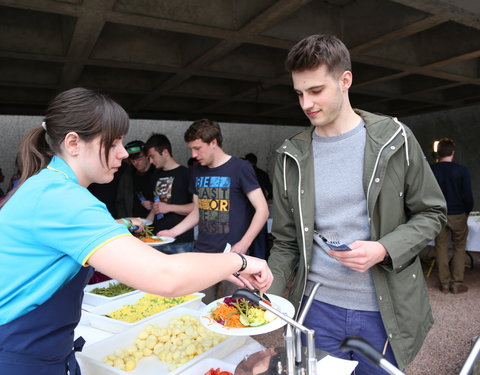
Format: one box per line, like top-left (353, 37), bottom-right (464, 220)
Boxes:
top-left (0, 87), bottom-right (273, 375)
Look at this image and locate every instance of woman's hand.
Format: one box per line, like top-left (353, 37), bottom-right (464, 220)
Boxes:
top-left (129, 217), bottom-right (145, 233)
top-left (226, 274), bottom-right (255, 289)
top-left (235, 255), bottom-right (273, 293)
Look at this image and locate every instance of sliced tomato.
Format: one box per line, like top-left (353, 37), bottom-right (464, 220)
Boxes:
top-left (204, 368), bottom-right (221, 375)
top-left (219, 372), bottom-right (233, 375)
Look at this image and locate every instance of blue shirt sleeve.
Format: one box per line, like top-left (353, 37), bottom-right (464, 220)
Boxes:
top-left (32, 181), bottom-right (129, 265)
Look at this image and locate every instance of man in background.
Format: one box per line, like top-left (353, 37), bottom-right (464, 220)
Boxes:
top-left (244, 153), bottom-right (272, 200)
top-left (158, 119), bottom-right (269, 302)
top-left (267, 34), bottom-right (446, 374)
top-left (144, 134), bottom-right (194, 254)
top-left (431, 137), bottom-right (474, 294)
top-left (116, 140), bottom-right (155, 219)
top-left (244, 153), bottom-right (272, 260)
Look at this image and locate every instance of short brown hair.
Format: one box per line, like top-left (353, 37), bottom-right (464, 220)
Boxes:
top-left (184, 119), bottom-right (223, 148)
top-left (285, 34), bottom-right (351, 77)
top-left (437, 138), bottom-right (455, 158)
top-left (144, 134), bottom-right (173, 156)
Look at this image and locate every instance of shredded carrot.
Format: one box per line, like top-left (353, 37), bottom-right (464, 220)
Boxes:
top-left (211, 303), bottom-right (247, 328)
top-left (141, 237), bottom-right (163, 243)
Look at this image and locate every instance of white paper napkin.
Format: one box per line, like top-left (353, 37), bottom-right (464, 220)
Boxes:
top-left (317, 355), bottom-right (358, 375)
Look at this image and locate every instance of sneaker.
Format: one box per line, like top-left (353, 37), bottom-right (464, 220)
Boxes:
top-left (439, 285), bottom-right (450, 294)
top-left (450, 284), bottom-right (468, 294)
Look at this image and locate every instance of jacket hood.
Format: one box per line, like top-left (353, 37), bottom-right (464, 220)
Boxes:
top-left (277, 110), bottom-right (411, 166)
top-left (357, 109), bottom-right (410, 167)
top-left (276, 110), bottom-right (412, 200)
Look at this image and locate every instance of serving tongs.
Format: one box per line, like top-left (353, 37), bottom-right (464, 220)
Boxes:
top-left (233, 282), bottom-right (322, 375)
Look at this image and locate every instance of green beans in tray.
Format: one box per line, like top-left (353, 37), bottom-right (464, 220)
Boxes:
top-left (89, 282), bottom-right (136, 297)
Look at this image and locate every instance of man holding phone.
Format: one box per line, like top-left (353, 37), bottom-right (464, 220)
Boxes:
top-left (267, 34), bottom-right (446, 374)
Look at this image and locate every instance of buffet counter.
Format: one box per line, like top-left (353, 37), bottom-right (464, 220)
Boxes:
top-left (75, 285), bottom-right (359, 375)
top-left (75, 313), bottom-right (265, 375)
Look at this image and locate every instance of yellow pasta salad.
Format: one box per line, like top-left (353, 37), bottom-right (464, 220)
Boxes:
top-left (107, 294), bottom-right (197, 322)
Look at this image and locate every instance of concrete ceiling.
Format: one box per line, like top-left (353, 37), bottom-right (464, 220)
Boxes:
top-left (0, 0), bottom-right (479, 126)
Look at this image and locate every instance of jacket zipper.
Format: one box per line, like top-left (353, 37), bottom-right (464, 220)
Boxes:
top-left (366, 125), bottom-right (403, 220)
top-left (283, 151), bottom-right (309, 306)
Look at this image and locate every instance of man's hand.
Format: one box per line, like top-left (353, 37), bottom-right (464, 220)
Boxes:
top-left (231, 239), bottom-right (250, 255)
top-left (156, 229), bottom-right (177, 238)
top-left (141, 200), bottom-right (153, 210)
top-left (153, 201), bottom-right (170, 214)
top-left (328, 241), bottom-right (387, 273)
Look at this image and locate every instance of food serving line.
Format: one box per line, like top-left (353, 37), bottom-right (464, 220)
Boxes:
top-left (75, 279), bottom-right (362, 375)
top-left (76, 282), bottom-right (262, 375)
top-left (75, 311), bottom-right (264, 375)
top-left (77, 224), bottom-right (480, 375)
top-left (75, 279), bottom-right (480, 375)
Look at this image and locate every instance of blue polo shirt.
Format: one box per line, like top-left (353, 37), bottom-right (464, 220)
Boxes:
top-left (0, 156), bottom-right (130, 324)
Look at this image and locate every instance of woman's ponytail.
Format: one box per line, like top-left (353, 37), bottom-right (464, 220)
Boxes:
top-left (0, 125), bottom-right (52, 208)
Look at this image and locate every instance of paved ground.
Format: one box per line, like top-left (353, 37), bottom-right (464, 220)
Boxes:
top-left (254, 250), bottom-right (480, 374)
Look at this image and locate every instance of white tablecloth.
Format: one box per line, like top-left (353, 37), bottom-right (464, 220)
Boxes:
top-left (466, 216), bottom-right (480, 252)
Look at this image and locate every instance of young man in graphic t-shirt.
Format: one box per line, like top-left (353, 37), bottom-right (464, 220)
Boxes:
top-left (158, 119), bottom-right (269, 302)
top-left (144, 134), bottom-right (194, 254)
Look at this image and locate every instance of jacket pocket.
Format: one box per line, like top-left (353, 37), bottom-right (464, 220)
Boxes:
top-left (387, 256), bottom-right (432, 362)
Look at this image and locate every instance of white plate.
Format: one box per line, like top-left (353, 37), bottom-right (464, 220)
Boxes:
top-left (199, 294), bottom-right (295, 336)
top-left (142, 236), bottom-right (175, 247)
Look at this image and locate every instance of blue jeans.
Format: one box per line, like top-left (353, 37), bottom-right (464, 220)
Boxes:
top-left (301, 298), bottom-right (398, 375)
top-left (157, 242), bottom-right (193, 254)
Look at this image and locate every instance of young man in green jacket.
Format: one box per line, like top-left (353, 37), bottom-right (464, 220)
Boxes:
top-left (267, 34), bottom-right (446, 374)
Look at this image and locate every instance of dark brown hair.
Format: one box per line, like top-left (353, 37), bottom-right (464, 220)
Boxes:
top-left (437, 138), bottom-right (455, 158)
top-left (184, 119), bottom-right (223, 148)
top-left (144, 133), bottom-right (173, 156)
top-left (1, 87), bottom-right (129, 208)
top-left (285, 34), bottom-right (351, 77)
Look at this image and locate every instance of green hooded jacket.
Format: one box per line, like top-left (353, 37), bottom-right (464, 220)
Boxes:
top-left (268, 109), bottom-right (447, 369)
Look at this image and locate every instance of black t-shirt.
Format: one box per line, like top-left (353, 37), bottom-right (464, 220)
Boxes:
top-left (190, 157), bottom-right (260, 253)
top-left (132, 165), bottom-right (156, 218)
top-left (88, 163), bottom-right (127, 217)
top-left (254, 166), bottom-right (272, 200)
top-left (153, 165), bottom-right (194, 243)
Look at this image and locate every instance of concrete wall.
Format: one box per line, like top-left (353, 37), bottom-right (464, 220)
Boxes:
top-left (0, 115), bottom-right (308, 194)
top-left (400, 103), bottom-right (480, 211)
top-left (1, 104), bottom-right (478, 211)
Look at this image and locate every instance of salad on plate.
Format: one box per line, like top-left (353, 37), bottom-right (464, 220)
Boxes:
top-left (210, 296), bottom-right (277, 328)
